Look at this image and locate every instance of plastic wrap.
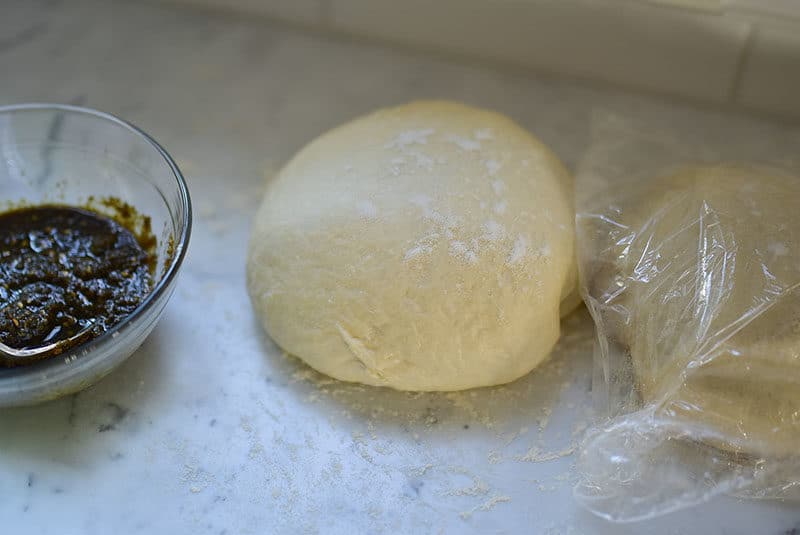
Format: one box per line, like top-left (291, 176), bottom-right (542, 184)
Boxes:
top-left (573, 110), bottom-right (800, 521)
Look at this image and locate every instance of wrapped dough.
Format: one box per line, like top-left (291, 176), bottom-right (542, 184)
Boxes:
top-left (573, 109), bottom-right (800, 521)
top-left (611, 165), bottom-right (800, 457)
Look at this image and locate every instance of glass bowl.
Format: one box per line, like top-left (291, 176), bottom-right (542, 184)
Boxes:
top-left (0, 104), bottom-right (191, 407)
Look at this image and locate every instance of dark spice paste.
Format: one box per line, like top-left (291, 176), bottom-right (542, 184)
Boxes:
top-left (0, 205), bottom-right (154, 366)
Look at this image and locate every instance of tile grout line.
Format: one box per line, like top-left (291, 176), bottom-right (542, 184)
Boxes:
top-left (727, 21), bottom-right (757, 105)
top-left (319, 0), bottom-right (333, 27)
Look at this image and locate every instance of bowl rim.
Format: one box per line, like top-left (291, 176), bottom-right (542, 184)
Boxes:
top-left (0, 103), bottom-right (192, 385)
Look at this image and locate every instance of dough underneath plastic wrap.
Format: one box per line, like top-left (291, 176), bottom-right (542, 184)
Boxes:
top-left (613, 165), bottom-right (800, 457)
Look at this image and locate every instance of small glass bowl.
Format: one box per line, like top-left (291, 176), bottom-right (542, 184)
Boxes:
top-left (0, 104), bottom-right (191, 407)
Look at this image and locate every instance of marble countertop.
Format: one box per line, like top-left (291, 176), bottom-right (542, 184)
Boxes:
top-left (1, 1), bottom-right (799, 533)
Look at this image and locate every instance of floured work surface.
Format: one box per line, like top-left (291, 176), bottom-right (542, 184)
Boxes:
top-left (2, 1), bottom-right (800, 533)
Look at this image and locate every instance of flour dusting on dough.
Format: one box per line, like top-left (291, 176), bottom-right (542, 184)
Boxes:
top-left (507, 235), bottom-right (528, 265)
top-left (450, 241), bottom-right (479, 264)
top-left (492, 180), bottom-right (506, 196)
top-left (448, 135), bottom-right (481, 151)
top-left (474, 128), bottom-right (494, 140)
top-left (249, 100), bottom-right (576, 391)
top-left (385, 128), bottom-right (435, 150)
top-left (411, 151), bottom-right (434, 170)
top-left (404, 244), bottom-right (430, 262)
top-left (485, 159), bottom-right (502, 176)
top-left (483, 220), bottom-right (506, 242)
top-left (769, 242), bottom-right (788, 257)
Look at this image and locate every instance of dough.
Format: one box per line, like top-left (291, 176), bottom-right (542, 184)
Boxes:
top-left (247, 101), bottom-right (577, 391)
top-left (611, 165), bottom-right (800, 456)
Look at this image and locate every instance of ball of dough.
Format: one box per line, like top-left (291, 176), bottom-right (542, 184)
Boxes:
top-left (612, 165), bottom-right (800, 456)
top-left (247, 101), bottom-right (577, 391)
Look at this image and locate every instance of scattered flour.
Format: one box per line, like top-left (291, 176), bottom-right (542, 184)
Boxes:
top-left (537, 407), bottom-right (553, 430)
top-left (484, 159), bottom-right (501, 175)
top-left (404, 244), bottom-right (431, 262)
top-left (449, 241), bottom-right (479, 264)
top-left (385, 128), bottom-right (435, 149)
top-left (492, 179), bottom-right (506, 196)
top-left (409, 463), bottom-right (435, 476)
top-left (514, 444), bottom-right (577, 463)
top-left (447, 135), bottom-right (481, 151)
top-left (411, 151), bottom-right (435, 170)
top-left (769, 242), bottom-right (789, 257)
top-left (445, 477), bottom-right (490, 497)
top-left (258, 312), bottom-right (597, 528)
top-left (459, 495), bottom-right (512, 519)
top-left (404, 231), bottom-right (440, 262)
top-left (507, 235), bottom-right (528, 265)
top-left (482, 220), bottom-right (506, 242)
top-left (501, 426), bottom-right (529, 446)
top-left (473, 128), bottom-right (494, 140)
top-left (357, 200), bottom-right (378, 219)
top-left (410, 194), bottom-right (432, 209)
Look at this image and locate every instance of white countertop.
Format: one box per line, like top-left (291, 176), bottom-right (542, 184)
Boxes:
top-left (1, 1), bottom-right (799, 533)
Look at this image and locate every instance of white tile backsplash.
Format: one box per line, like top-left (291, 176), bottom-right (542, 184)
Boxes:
top-left (150, 0), bottom-right (800, 118)
top-left (328, 0), bottom-right (749, 102)
top-left (736, 26), bottom-right (800, 117)
top-left (163, 0), bottom-right (325, 25)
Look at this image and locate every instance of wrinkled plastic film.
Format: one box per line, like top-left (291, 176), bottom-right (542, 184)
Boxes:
top-left (574, 110), bottom-right (800, 521)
